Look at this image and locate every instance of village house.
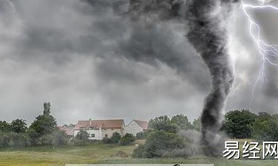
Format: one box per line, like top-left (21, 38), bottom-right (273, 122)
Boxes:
top-left (58, 125), bottom-right (74, 137)
top-left (73, 119), bottom-right (125, 140)
top-left (125, 120), bottom-right (148, 136)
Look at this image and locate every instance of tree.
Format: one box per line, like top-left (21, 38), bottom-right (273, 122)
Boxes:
top-left (133, 130), bottom-right (186, 158)
top-left (171, 114), bottom-right (193, 130)
top-left (119, 133), bottom-right (135, 145)
top-left (29, 114), bottom-right (57, 136)
top-left (74, 130), bottom-right (89, 145)
top-left (222, 110), bottom-right (257, 139)
top-left (251, 112), bottom-right (278, 141)
top-left (43, 102), bottom-right (51, 115)
top-left (192, 118), bottom-right (201, 131)
top-left (11, 119), bottom-right (27, 133)
top-left (0, 121), bottom-right (11, 132)
top-left (110, 132), bottom-right (121, 144)
top-left (29, 103), bottom-right (57, 143)
top-left (148, 116), bottom-right (177, 133)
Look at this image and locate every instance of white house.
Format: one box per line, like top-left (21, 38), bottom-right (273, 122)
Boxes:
top-left (74, 119), bottom-right (125, 140)
top-left (125, 120), bottom-right (148, 136)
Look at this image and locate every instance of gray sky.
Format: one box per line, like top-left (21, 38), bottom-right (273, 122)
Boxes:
top-left (0, 0), bottom-right (277, 125)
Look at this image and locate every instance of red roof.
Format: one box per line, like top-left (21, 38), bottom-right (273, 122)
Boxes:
top-left (134, 120), bottom-right (148, 130)
top-left (58, 126), bottom-right (74, 136)
top-left (74, 119), bottom-right (124, 130)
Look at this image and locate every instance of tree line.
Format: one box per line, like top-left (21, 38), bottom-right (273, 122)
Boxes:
top-left (0, 102), bottom-right (138, 148)
top-left (221, 110), bottom-right (278, 140)
top-left (0, 103), bottom-right (67, 148)
top-left (133, 110), bottom-right (278, 158)
top-left (1, 106), bottom-right (276, 151)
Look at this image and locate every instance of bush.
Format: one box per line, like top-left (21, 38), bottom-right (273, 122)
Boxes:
top-left (102, 137), bottom-right (112, 144)
top-left (38, 134), bottom-right (53, 145)
top-left (52, 129), bottom-right (68, 146)
top-left (0, 132), bottom-right (10, 148)
top-left (74, 130), bottom-right (89, 145)
top-left (119, 133), bottom-right (135, 145)
top-left (38, 129), bottom-right (68, 146)
top-left (132, 144), bottom-right (146, 158)
top-left (0, 132), bottom-right (30, 148)
top-left (12, 133), bottom-right (30, 147)
top-left (28, 128), bottom-right (40, 145)
top-left (110, 132), bottom-right (121, 144)
top-left (132, 130), bottom-right (186, 158)
top-left (136, 131), bottom-right (146, 139)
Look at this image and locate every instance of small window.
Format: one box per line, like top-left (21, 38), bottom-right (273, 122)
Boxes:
top-left (91, 134), bottom-right (95, 138)
top-left (105, 134), bottom-right (108, 138)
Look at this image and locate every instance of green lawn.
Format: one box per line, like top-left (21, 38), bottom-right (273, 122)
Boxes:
top-left (0, 142), bottom-right (277, 166)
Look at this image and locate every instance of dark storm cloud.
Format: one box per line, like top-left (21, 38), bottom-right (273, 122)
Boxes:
top-left (0, 0), bottom-right (209, 125)
top-left (118, 23), bottom-right (210, 90)
top-left (17, 0), bottom-right (210, 90)
top-left (95, 56), bottom-right (150, 85)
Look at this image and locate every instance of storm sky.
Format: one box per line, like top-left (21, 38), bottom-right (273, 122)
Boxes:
top-left (0, 0), bottom-right (277, 125)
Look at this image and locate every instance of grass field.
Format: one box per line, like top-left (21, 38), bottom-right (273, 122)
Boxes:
top-left (0, 141), bottom-right (277, 166)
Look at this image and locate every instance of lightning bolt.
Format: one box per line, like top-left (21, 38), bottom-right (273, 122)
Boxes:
top-left (240, 1), bottom-right (278, 107)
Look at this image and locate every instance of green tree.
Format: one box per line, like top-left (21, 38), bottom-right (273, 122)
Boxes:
top-left (222, 110), bottom-right (257, 139)
top-left (11, 119), bottom-right (27, 133)
top-left (0, 121), bottom-right (11, 132)
top-left (148, 116), bottom-right (177, 133)
top-left (29, 103), bottom-right (57, 144)
top-left (192, 117), bottom-right (201, 131)
top-left (119, 133), bottom-right (135, 145)
top-left (133, 130), bottom-right (186, 158)
top-left (29, 114), bottom-right (57, 136)
top-left (171, 114), bottom-right (193, 130)
top-left (74, 130), bottom-right (89, 145)
top-left (43, 102), bottom-right (51, 115)
top-left (110, 132), bottom-right (121, 144)
top-left (251, 112), bottom-right (278, 141)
